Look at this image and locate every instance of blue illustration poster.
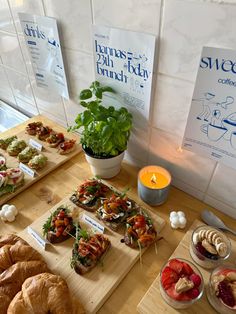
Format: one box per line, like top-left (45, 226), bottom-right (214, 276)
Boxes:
top-left (92, 25), bottom-right (156, 126)
top-left (183, 47), bottom-right (236, 170)
top-left (19, 13), bottom-right (69, 99)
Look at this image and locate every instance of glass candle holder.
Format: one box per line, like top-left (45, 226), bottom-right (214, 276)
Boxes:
top-left (138, 165), bottom-right (171, 206)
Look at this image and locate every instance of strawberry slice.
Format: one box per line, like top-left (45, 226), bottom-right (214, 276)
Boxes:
top-left (169, 259), bottom-right (183, 274)
top-left (161, 266), bottom-right (179, 290)
top-left (182, 261), bottom-right (194, 276)
top-left (219, 269), bottom-right (235, 277)
top-left (166, 284), bottom-right (191, 301)
top-left (187, 287), bottom-right (200, 299)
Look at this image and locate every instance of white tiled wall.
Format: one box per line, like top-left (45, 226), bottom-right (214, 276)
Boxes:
top-left (0, 0), bottom-right (236, 218)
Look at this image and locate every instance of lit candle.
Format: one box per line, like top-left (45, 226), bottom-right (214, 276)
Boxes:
top-left (138, 165), bottom-right (171, 206)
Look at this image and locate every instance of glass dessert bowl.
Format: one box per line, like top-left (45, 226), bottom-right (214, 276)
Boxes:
top-left (160, 258), bottom-right (204, 309)
top-left (207, 265), bottom-right (236, 313)
top-left (190, 225), bottom-right (231, 269)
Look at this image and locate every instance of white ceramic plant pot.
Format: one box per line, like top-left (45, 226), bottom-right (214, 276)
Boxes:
top-left (85, 151), bottom-right (125, 179)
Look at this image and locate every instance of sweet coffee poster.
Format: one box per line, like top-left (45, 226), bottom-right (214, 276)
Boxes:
top-left (183, 46), bottom-right (236, 170)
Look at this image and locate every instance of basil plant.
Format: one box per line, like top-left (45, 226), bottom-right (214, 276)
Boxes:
top-left (69, 81), bottom-right (133, 158)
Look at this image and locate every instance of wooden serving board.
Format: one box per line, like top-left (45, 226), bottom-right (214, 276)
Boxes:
top-left (0, 115), bottom-right (81, 206)
top-left (18, 193), bottom-right (165, 314)
top-left (137, 220), bottom-right (236, 314)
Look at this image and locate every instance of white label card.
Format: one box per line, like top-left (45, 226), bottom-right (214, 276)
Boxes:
top-left (82, 213), bottom-right (105, 233)
top-left (27, 227), bottom-right (49, 250)
top-left (29, 138), bottom-right (43, 151)
top-left (19, 162), bottom-right (35, 177)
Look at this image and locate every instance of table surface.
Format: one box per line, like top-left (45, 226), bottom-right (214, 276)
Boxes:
top-left (1, 116), bottom-right (236, 314)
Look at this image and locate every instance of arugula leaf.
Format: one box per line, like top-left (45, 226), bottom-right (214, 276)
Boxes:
top-left (71, 243), bottom-right (79, 269)
top-left (42, 206), bottom-right (70, 236)
top-left (42, 214), bottom-right (53, 236)
top-left (119, 187), bottom-right (130, 199)
top-left (86, 185), bottom-right (100, 194)
top-left (0, 184), bottom-right (16, 196)
top-left (78, 229), bottom-right (90, 241)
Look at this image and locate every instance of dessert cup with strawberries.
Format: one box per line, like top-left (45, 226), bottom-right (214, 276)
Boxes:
top-left (190, 225), bottom-right (231, 269)
top-left (207, 265), bottom-right (236, 313)
top-left (160, 258), bottom-right (204, 309)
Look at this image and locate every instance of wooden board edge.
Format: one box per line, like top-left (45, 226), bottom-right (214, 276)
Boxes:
top-left (92, 217), bottom-right (165, 313)
top-left (0, 113), bottom-right (82, 205)
top-left (18, 192), bottom-right (166, 314)
top-left (0, 146), bottom-right (82, 206)
top-left (136, 219), bottom-right (202, 313)
top-left (0, 114), bottom-right (65, 137)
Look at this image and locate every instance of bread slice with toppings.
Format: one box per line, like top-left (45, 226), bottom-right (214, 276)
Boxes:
top-left (46, 132), bottom-right (65, 148)
top-left (70, 179), bottom-right (111, 212)
top-left (71, 230), bottom-right (110, 275)
top-left (96, 194), bottom-right (136, 231)
top-left (0, 136), bottom-right (17, 150)
top-left (43, 205), bottom-right (75, 244)
top-left (25, 122), bottom-right (43, 135)
top-left (124, 209), bottom-right (157, 249)
top-left (0, 168), bottom-right (24, 197)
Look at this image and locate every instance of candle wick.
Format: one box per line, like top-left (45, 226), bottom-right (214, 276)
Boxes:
top-left (151, 173), bottom-right (157, 184)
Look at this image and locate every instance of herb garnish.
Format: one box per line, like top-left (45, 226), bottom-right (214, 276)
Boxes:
top-left (42, 205), bottom-right (70, 236)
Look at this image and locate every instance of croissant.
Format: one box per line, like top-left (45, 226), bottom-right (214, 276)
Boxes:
top-left (8, 273), bottom-right (85, 314)
top-left (0, 241), bottom-right (43, 273)
top-left (0, 260), bottom-right (50, 314)
top-left (0, 235), bottom-right (26, 248)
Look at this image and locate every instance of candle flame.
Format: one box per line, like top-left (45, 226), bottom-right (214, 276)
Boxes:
top-left (151, 173), bottom-right (157, 184)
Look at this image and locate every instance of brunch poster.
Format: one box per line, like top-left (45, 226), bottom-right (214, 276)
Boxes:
top-left (92, 25), bottom-right (156, 124)
top-left (19, 13), bottom-right (69, 99)
top-left (183, 47), bottom-right (236, 170)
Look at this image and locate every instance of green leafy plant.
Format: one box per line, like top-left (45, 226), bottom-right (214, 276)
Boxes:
top-left (68, 81), bottom-right (133, 158)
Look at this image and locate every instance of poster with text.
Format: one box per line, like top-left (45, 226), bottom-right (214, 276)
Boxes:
top-left (183, 47), bottom-right (236, 170)
top-left (92, 25), bottom-right (156, 129)
top-left (19, 13), bottom-right (69, 99)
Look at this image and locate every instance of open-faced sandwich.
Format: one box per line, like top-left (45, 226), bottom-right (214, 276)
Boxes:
top-left (0, 155), bottom-right (6, 170)
top-left (0, 136), bottom-right (17, 150)
top-left (7, 139), bottom-right (27, 156)
top-left (71, 228), bottom-right (111, 275)
top-left (28, 154), bottom-right (47, 170)
top-left (18, 146), bottom-right (38, 163)
top-left (0, 171), bottom-right (9, 196)
top-left (25, 121), bottom-right (43, 135)
top-left (96, 193), bottom-right (135, 231)
top-left (36, 126), bottom-right (52, 141)
top-left (70, 179), bottom-right (111, 212)
top-left (0, 168), bottom-right (24, 197)
top-left (58, 139), bottom-right (76, 155)
top-left (46, 132), bottom-right (65, 147)
top-left (43, 205), bottom-right (75, 243)
top-left (124, 209), bottom-right (157, 249)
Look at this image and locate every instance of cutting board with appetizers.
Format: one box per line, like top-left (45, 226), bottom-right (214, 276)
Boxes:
top-left (137, 219), bottom-right (236, 314)
top-left (18, 180), bottom-right (165, 314)
top-left (0, 115), bottom-right (81, 206)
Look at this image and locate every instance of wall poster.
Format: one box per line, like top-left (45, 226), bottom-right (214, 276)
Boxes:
top-left (183, 46), bottom-right (236, 170)
top-left (19, 13), bottom-right (69, 99)
top-left (92, 25), bottom-right (156, 127)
